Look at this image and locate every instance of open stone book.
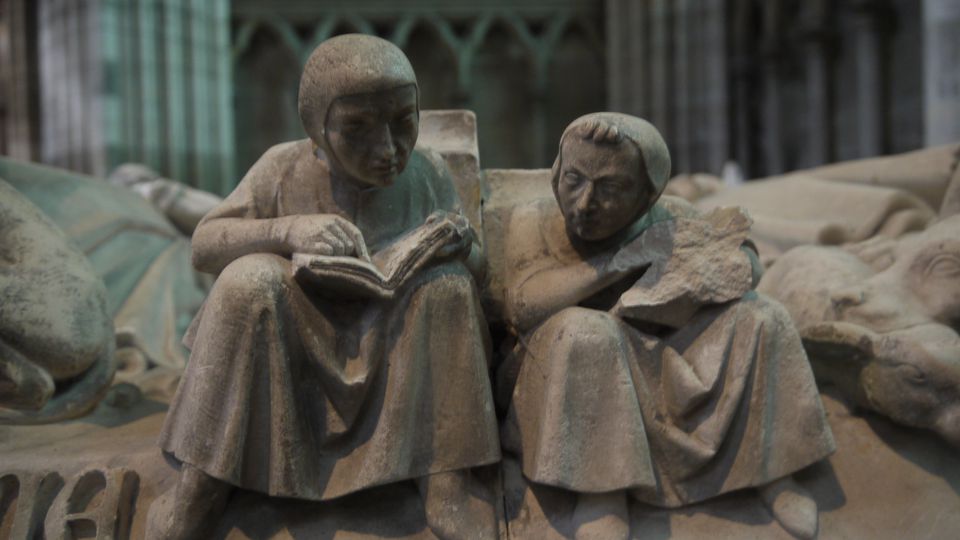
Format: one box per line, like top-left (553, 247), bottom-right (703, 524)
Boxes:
top-left (292, 214), bottom-right (465, 300)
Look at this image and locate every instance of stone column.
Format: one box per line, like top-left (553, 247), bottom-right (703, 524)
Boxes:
top-left (34, 0), bottom-right (235, 193)
top-left (800, 0), bottom-right (832, 166)
top-left (924, 0), bottom-right (960, 145)
top-left (626, 0), bottom-right (648, 117)
top-left (0, 0), bottom-right (39, 160)
top-left (760, 0), bottom-right (784, 174)
top-left (37, 0), bottom-right (97, 172)
top-left (731, 0), bottom-right (755, 177)
top-left (606, 0), bottom-right (651, 119)
top-left (650, 0), bottom-right (670, 141)
top-left (851, 0), bottom-right (885, 158)
top-left (605, 0), bottom-right (628, 111)
top-left (702, 0), bottom-right (728, 174)
top-left (672, 0), bottom-right (691, 174)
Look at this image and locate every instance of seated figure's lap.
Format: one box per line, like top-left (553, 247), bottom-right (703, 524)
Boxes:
top-left (402, 260), bottom-right (476, 297)
top-left (528, 294), bottom-right (791, 356)
top-left (539, 307), bottom-right (622, 337)
top-left (214, 253), bottom-right (293, 302)
top-left (527, 307), bottom-right (629, 359)
top-left (210, 254), bottom-right (476, 312)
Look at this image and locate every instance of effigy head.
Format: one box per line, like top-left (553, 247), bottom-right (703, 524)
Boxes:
top-left (803, 321), bottom-right (960, 448)
top-left (298, 34), bottom-right (419, 188)
top-left (551, 113), bottom-right (671, 241)
top-left (758, 215), bottom-right (960, 447)
top-left (828, 216), bottom-right (960, 332)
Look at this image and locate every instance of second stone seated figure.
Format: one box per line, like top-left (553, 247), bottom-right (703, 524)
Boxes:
top-left (497, 113), bottom-right (836, 539)
top-left (148, 35), bottom-right (500, 540)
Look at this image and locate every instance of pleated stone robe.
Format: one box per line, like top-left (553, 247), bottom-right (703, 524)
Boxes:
top-left (159, 140), bottom-right (500, 501)
top-left (499, 198), bottom-right (835, 507)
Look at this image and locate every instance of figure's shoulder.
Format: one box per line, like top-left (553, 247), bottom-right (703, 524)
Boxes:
top-left (237, 139), bottom-right (313, 190)
top-left (253, 139), bottom-right (313, 173)
top-left (215, 139), bottom-right (315, 216)
top-left (247, 139), bottom-right (307, 164)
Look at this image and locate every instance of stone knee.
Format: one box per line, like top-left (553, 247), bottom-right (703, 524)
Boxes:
top-left (404, 261), bottom-right (481, 312)
top-left (211, 253), bottom-right (293, 309)
top-left (527, 307), bottom-right (627, 363)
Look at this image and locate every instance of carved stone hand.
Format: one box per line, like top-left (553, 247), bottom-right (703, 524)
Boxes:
top-left (282, 214), bottom-right (369, 259)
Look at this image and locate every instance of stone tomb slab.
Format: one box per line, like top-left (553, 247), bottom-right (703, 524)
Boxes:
top-left (1, 389), bottom-right (958, 539)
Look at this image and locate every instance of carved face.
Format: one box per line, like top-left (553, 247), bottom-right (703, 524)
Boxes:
top-left (759, 216), bottom-right (960, 447)
top-left (859, 325), bottom-right (960, 447)
top-left (324, 84), bottom-right (419, 188)
top-left (830, 218), bottom-right (960, 332)
top-left (556, 137), bottom-right (652, 241)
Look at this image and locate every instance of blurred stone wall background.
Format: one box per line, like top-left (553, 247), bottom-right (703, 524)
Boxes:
top-left (1, 0), bottom-right (958, 194)
top-left (230, 0), bottom-right (606, 177)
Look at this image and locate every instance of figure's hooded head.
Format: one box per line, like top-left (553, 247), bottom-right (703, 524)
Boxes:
top-left (552, 112), bottom-right (671, 241)
top-left (298, 34), bottom-right (420, 187)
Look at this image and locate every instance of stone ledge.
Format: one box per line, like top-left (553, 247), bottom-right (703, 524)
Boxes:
top-left (2, 389), bottom-right (957, 539)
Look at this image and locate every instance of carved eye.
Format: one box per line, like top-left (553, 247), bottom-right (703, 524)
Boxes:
top-left (925, 254), bottom-right (960, 279)
top-left (597, 181), bottom-right (625, 198)
top-left (342, 122), bottom-right (369, 138)
top-left (896, 363), bottom-right (928, 386)
top-left (392, 112), bottom-right (417, 131)
top-left (562, 171), bottom-right (583, 187)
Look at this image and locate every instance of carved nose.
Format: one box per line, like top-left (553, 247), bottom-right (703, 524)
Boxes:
top-left (575, 183), bottom-right (597, 213)
top-left (372, 126), bottom-right (395, 161)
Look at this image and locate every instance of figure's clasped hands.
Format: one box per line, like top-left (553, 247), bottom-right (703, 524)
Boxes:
top-left (282, 214), bottom-right (370, 260)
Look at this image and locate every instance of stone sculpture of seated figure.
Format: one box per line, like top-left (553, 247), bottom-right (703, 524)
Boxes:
top-left (148, 35), bottom-right (500, 540)
top-left (498, 113), bottom-right (835, 540)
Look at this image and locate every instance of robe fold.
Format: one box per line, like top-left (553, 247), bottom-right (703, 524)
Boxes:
top-left (500, 199), bottom-right (835, 507)
top-left (159, 140), bottom-right (500, 500)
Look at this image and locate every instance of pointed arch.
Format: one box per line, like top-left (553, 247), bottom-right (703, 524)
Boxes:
top-left (231, 16), bottom-right (301, 63)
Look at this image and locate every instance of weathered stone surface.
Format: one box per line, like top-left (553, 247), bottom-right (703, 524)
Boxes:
top-left (481, 168), bottom-right (553, 321)
top-left (795, 143), bottom-right (960, 210)
top-left (1, 157), bottom-right (209, 380)
top-left (941, 158), bottom-right (960, 217)
top-left (0, 179), bottom-right (115, 424)
top-left (108, 163), bottom-right (224, 237)
top-left (417, 110), bottom-right (484, 236)
top-left (502, 390), bottom-right (960, 539)
top-left (698, 176), bottom-right (936, 265)
top-left (662, 172), bottom-right (724, 202)
top-left (614, 206), bottom-right (754, 327)
top-left (696, 144), bottom-right (960, 265)
top-left (0, 470), bottom-right (62, 540)
top-left (2, 390), bottom-right (958, 539)
top-left (759, 215), bottom-right (960, 448)
top-left (43, 467), bottom-right (139, 540)
top-left (149, 35), bottom-right (499, 540)
top-left (494, 113), bottom-right (833, 539)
